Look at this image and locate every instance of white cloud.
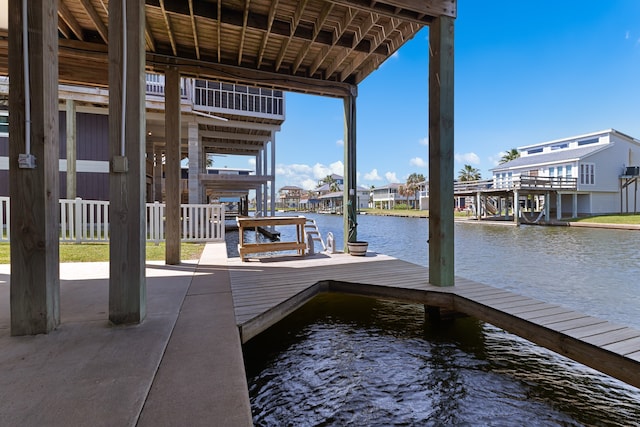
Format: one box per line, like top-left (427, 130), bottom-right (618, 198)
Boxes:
top-left (626, 30), bottom-right (630, 40)
top-left (311, 161), bottom-right (343, 179)
top-left (336, 139), bottom-right (344, 146)
top-left (410, 157), bottom-right (427, 167)
top-left (385, 171), bottom-right (400, 183)
top-left (274, 160), bottom-right (346, 190)
top-left (419, 137), bottom-right (429, 146)
top-left (454, 152), bottom-right (480, 165)
top-left (391, 51), bottom-right (400, 59)
top-left (364, 168), bottom-right (383, 181)
top-left (300, 178), bottom-right (317, 190)
top-left (248, 158), bottom-right (256, 166)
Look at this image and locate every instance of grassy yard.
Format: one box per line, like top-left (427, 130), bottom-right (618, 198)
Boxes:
top-left (360, 208), bottom-right (428, 218)
top-left (566, 214), bottom-right (640, 224)
top-left (0, 242), bottom-right (205, 264)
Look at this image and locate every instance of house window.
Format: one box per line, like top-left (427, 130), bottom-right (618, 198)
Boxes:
top-left (0, 111), bottom-right (7, 137)
top-left (557, 166), bottom-right (563, 177)
top-left (548, 167), bottom-right (555, 177)
top-left (580, 163), bottom-right (595, 185)
top-left (578, 138), bottom-right (599, 146)
top-left (527, 148), bottom-right (543, 154)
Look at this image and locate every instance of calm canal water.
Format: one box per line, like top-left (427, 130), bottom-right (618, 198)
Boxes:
top-left (232, 213), bottom-right (640, 426)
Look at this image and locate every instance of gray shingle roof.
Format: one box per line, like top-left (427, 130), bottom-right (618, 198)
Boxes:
top-left (492, 145), bottom-right (607, 171)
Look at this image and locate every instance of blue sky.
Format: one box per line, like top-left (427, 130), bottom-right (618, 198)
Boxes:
top-left (218, 1), bottom-right (640, 191)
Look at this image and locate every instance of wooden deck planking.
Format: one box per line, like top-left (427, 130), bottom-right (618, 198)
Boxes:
top-left (582, 328), bottom-right (640, 347)
top-left (603, 336), bottom-right (640, 355)
top-left (226, 251), bottom-right (640, 389)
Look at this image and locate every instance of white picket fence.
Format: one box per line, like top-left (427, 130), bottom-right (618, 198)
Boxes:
top-left (0, 197), bottom-right (225, 243)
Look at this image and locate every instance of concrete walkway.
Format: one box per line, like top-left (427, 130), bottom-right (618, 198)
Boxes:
top-left (0, 242), bottom-right (252, 426)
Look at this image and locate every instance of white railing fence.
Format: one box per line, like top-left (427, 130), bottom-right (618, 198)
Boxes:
top-left (0, 197), bottom-right (225, 244)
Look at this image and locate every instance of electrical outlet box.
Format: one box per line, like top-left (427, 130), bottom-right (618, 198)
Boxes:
top-left (18, 153), bottom-right (36, 169)
top-left (111, 156), bottom-right (128, 173)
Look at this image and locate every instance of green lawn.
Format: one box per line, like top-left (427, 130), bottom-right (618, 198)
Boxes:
top-left (360, 208), bottom-right (428, 218)
top-left (0, 242), bottom-right (205, 264)
top-left (566, 214), bottom-right (640, 224)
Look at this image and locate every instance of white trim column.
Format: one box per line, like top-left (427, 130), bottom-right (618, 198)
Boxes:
top-left (188, 121), bottom-right (203, 204)
top-left (66, 99), bottom-right (76, 199)
top-left (153, 145), bottom-right (163, 202)
top-left (164, 66), bottom-right (181, 265)
top-left (270, 134), bottom-right (276, 217)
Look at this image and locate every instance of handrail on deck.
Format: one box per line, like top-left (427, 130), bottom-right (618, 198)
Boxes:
top-left (455, 176), bottom-right (578, 193)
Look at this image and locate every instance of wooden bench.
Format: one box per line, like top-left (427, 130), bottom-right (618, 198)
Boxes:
top-left (236, 216), bottom-right (307, 261)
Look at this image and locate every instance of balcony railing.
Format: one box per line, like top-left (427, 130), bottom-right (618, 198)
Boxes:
top-left (455, 176), bottom-right (578, 193)
top-left (0, 197), bottom-right (225, 243)
top-left (145, 74), bottom-right (285, 119)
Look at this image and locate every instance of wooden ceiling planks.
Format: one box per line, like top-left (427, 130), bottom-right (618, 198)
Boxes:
top-left (0, 0), bottom-right (455, 97)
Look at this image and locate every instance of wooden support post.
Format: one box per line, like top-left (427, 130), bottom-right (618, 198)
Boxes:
top-left (165, 66), bottom-right (181, 264)
top-left (9, 0), bottom-right (60, 335)
top-left (187, 121), bottom-right (201, 204)
top-left (572, 193), bottom-right (578, 218)
top-left (108, 0), bottom-right (146, 324)
top-left (428, 16), bottom-right (455, 286)
top-left (343, 90), bottom-right (358, 248)
top-left (65, 99), bottom-right (76, 199)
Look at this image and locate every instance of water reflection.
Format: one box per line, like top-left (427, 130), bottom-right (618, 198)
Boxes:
top-left (244, 294), bottom-right (640, 425)
top-left (237, 213), bottom-right (640, 425)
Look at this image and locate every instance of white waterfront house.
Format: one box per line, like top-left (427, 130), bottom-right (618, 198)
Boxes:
top-left (491, 129), bottom-right (640, 218)
top-left (371, 182), bottom-right (428, 210)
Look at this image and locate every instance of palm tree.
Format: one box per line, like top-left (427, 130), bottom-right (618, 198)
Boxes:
top-left (397, 185), bottom-right (410, 209)
top-left (499, 148), bottom-right (520, 164)
top-left (405, 173), bottom-right (426, 209)
top-left (458, 164), bottom-right (481, 182)
top-left (320, 175), bottom-right (336, 187)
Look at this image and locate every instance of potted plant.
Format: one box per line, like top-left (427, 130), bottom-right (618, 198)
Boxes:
top-left (346, 199), bottom-right (368, 256)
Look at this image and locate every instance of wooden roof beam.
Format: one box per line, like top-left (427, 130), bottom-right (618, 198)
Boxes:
top-left (292, 2), bottom-right (334, 75)
top-left (256, 0), bottom-right (278, 69)
top-left (238, 0), bottom-right (251, 65)
top-left (327, 0), bottom-right (449, 24)
top-left (59, 1), bottom-right (84, 41)
top-left (339, 17), bottom-right (404, 81)
top-left (79, 0), bottom-right (108, 43)
top-left (188, 0), bottom-right (200, 59)
top-left (147, 1), bottom-right (382, 56)
top-left (145, 23), bottom-right (157, 52)
top-left (159, 0), bottom-right (178, 56)
top-left (146, 52), bottom-right (356, 97)
top-left (325, 11), bottom-right (379, 79)
top-left (275, 0), bottom-right (309, 72)
top-left (309, 7), bottom-right (356, 76)
top-left (58, 19), bottom-right (72, 40)
top-left (217, 0), bottom-right (221, 62)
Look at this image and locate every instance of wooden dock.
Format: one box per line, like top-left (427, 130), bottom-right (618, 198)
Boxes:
top-left (228, 251), bottom-right (640, 390)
